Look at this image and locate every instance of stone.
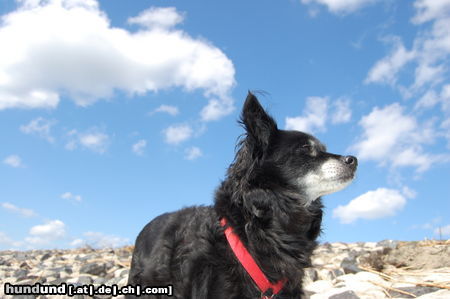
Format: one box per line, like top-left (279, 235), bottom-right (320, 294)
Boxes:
top-left (340, 257), bottom-right (360, 274)
top-left (40, 252), bottom-right (52, 261)
top-left (416, 290), bottom-right (450, 298)
top-left (304, 279), bottom-right (334, 294)
top-left (80, 262), bottom-right (108, 276)
top-left (329, 290), bottom-right (360, 299)
top-left (387, 286), bottom-right (440, 298)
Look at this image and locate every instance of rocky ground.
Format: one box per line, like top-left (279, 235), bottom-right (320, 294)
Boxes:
top-left (0, 240), bottom-right (449, 298)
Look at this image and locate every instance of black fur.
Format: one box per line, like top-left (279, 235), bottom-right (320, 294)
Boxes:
top-left (127, 92), bottom-right (357, 298)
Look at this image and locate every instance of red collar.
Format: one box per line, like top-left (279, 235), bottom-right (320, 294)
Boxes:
top-left (220, 217), bottom-right (285, 299)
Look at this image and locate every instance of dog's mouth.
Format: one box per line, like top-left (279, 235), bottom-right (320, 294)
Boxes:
top-left (297, 159), bottom-right (357, 203)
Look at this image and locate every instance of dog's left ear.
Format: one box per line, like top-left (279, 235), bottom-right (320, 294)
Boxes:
top-left (241, 92), bottom-right (278, 156)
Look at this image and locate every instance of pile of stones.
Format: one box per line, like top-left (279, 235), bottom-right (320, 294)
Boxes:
top-left (0, 240), bottom-right (449, 298)
top-left (303, 240), bottom-right (450, 298)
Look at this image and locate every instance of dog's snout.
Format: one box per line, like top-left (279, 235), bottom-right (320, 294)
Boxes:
top-left (343, 155), bottom-right (357, 167)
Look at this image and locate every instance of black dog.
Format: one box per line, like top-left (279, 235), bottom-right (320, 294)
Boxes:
top-left (127, 93), bottom-right (357, 298)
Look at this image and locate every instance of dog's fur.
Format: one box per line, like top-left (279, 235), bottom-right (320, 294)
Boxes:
top-left (127, 93), bottom-right (357, 298)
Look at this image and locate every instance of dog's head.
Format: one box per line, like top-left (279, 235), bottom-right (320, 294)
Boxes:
top-left (230, 92), bottom-right (357, 207)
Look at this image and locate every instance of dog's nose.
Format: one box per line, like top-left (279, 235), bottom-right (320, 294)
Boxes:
top-left (344, 155), bottom-right (357, 166)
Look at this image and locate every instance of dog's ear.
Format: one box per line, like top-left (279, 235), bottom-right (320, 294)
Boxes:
top-left (241, 92), bottom-right (277, 155)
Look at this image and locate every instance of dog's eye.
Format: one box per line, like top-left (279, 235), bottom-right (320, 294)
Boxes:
top-left (300, 144), bottom-right (312, 152)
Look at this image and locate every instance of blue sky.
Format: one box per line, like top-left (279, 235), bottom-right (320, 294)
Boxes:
top-left (1, 0), bottom-right (449, 250)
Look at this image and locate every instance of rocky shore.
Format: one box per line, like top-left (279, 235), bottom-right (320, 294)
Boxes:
top-left (1, 240), bottom-right (449, 298)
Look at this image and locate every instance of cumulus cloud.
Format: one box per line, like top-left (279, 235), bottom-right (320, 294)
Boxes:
top-left (412, 0), bottom-right (450, 24)
top-left (20, 117), bottom-right (56, 142)
top-left (185, 146), bottom-right (202, 160)
top-left (333, 188), bottom-right (408, 224)
top-left (301, 0), bottom-right (378, 14)
top-left (128, 7), bottom-right (184, 29)
top-left (25, 219), bottom-right (66, 245)
top-left (366, 1), bottom-right (450, 103)
top-left (0, 232), bottom-right (22, 249)
top-left (285, 96), bottom-right (352, 133)
top-left (350, 103), bottom-right (444, 172)
top-left (365, 38), bottom-right (415, 86)
top-left (1, 202), bottom-right (37, 217)
top-left (72, 231), bottom-right (129, 248)
top-left (61, 192), bottom-right (82, 202)
top-left (200, 96), bottom-right (235, 122)
top-left (150, 105), bottom-right (179, 116)
top-left (0, 0), bottom-right (235, 121)
top-left (3, 155), bottom-right (24, 168)
top-left (285, 96), bottom-right (328, 133)
top-left (331, 98), bottom-right (352, 124)
top-left (132, 139), bottom-right (147, 156)
top-left (163, 124), bottom-right (193, 145)
top-left (65, 128), bottom-right (110, 153)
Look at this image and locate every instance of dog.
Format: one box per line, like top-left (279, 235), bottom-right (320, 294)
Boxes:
top-left (127, 92), bottom-right (357, 298)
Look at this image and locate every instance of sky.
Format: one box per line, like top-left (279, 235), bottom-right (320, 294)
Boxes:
top-left (0, 0), bottom-right (449, 250)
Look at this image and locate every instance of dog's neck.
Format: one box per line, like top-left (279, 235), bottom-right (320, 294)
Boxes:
top-left (214, 181), bottom-right (323, 282)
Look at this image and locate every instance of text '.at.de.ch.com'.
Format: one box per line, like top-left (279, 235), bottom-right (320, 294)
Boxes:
top-left (4, 282), bottom-right (173, 297)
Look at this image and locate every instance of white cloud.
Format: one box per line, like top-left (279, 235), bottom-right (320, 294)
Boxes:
top-left (366, 1), bottom-right (450, 105)
top-left (132, 139), bottom-right (147, 156)
top-left (415, 90), bottom-right (440, 110)
top-left (61, 192), bottom-right (82, 202)
top-left (185, 146), bottom-right (202, 160)
top-left (301, 0), bottom-right (378, 14)
top-left (350, 103), bottom-right (442, 172)
top-left (1, 202), bottom-right (37, 217)
top-left (200, 96), bottom-right (235, 122)
top-left (365, 38), bottom-right (415, 85)
top-left (151, 104), bottom-right (179, 116)
top-left (66, 128), bottom-right (110, 153)
top-left (75, 231), bottom-right (129, 248)
top-left (0, 1), bottom-right (235, 121)
top-left (412, 0), bottom-right (450, 24)
top-left (163, 124), bottom-right (193, 145)
top-left (25, 219), bottom-right (66, 245)
top-left (3, 155), bottom-right (24, 168)
top-left (70, 238), bottom-right (85, 248)
top-left (285, 96), bottom-right (328, 133)
top-left (128, 6), bottom-right (184, 29)
top-left (0, 232), bottom-right (22, 249)
top-left (331, 98), bottom-right (352, 124)
top-left (333, 188), bottom-right (407, 224)
top-left (434, 224), bottom-right (450, 237)
top-left (20, 117), bottom-right (55, 142)
top-left (442, 117), bottom-right (450, 149)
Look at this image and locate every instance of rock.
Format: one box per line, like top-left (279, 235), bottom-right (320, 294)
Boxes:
top-left (40, 252), bottom-right (52, 261)
top-left (80, 262), bottom-right (108, 276)
top-left (304, 280), bottom-right (334, 294)
top-left (340, 257), bottom-right (360, 274)
top-left (417, 289), bottom-right (450, 298)
top-left (78, 275), bottom-right (93, 284)
top-left (387, 286), bottom-right (440, 297)
top-left (329, 290), bottom-right (360, 299)
top-left (376, 240), bottom-right (398, 249)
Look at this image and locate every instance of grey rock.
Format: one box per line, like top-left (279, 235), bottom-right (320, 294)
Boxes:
top-left (78, 275), bottom-right (93, 284)
top-left (329, 290), bottom-right (360, 299)
top-left (340, 257), bottom-right (360, 274)
top-left (388, 286), bottom-right (440, 298)
top-left (80, 262), bottom-right (108, 276)
top-left (304, 268), bottom-right (318, 281)
top-left (376, 239), bottom-right (398, 249)
top-left (40, 252), bottom-right (52, 261)
top-left (14, 268), bottom-right (29, 278)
